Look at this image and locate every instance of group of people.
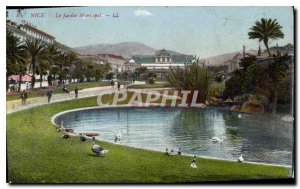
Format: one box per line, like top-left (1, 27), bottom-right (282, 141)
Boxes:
top-left (20, 86), bottom-right (80, 105)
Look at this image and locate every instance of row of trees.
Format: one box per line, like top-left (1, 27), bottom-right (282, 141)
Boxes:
top-left (6, 31), bottom-right (112, 92)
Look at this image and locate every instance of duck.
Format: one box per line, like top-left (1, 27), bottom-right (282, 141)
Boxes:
top-left (80, 133), bottom-right (87, 142)
top-left (115, 129), bottom-right (123, 141)
top-left (164, 148), bottom-right (170, 156)
top-left (177, 147), bottom-right (182, 155)
top-left (169, 149), bottom-right (174, 156)
top-left (190, 156), bottom-right (197, 168)
top-left (238, 113), bottom-right (243, 119)
top-left (62, 134), bottom-right (70, 139)
top-left (238, 154), bottom-right (244, 163)
top-left (91, 137), bottom-right (108, 157)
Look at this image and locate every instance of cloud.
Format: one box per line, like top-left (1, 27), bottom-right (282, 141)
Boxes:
top-left (134, 9), bottom-right (152, 17)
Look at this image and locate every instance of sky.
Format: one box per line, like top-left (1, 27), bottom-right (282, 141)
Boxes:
top-left (7, 6), bottom-right (294, 58)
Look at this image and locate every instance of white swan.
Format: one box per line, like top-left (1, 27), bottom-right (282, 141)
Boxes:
top-left (115, 129), bottom-right (123, 141)
top-left (190, 162), bottom-right (197, 168)
top-left (190, 156), bottom-right (197, 168)
top-left (238, 154), bottom-right (244, 162)
top-left (210, 134), bottom-right (224, 143)
top-left (238, 113), bottom-right (243, 119)
top-left (169, 149), bottom-right (174, 156)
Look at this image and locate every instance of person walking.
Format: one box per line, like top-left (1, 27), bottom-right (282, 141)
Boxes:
top-left (110, 80), bottom-right (115, 89)
top-left (74, 86), bottom-right (79, 99)
top-left (47, 90), bottom-right (53, 103)
top-left (117, 82), bottom-right (121, 91)
top-left (20, 90), bottom-right (28, 105)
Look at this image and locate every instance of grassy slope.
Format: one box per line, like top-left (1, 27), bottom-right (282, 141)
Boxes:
top-left (7, 96), bottom-right (289, 183)
top-left (6, 81), bottom-right (111, 101)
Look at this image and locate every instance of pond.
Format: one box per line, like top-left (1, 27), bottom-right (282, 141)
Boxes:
top-left (54, 107), bottom-right (293, 166)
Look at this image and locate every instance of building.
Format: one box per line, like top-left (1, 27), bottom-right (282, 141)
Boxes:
top-left (130, 49), bottom-right (195, 78)
top-left (7, 20), bottom-right (73, 85)
top-left (7, 20), bottom-right (72, 52)
top-left (78, 53), bottom-right (126, 73)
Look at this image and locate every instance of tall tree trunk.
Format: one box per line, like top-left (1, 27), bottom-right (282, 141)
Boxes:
top-left (6, 74), bottom-right (9, 92)
top-left (263, 39), bottom-right (271, 57)
top-left (272, 89), bottom-right (278, 115)
top-left (18, 74), bottom-right (22, 92)
top-left (40, 74), bottom-right (43, 88)
top-left (31, 57), bottom-right (36, 88)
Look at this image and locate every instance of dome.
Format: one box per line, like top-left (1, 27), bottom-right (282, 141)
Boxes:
top-left (129, 59), bottom-right (135, 63)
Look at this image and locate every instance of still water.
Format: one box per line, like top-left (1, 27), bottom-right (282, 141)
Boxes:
top-left (54, 107), bottom-right (293, 166)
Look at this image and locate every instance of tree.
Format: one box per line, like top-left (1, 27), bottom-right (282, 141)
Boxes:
top-left (134, 66), bottom-right (147, 79)
top-left (248, 18), bottom-right (284, 56)
top-left (46, 44), bottom-right (61, 86)
top-left (268, 54), bottom-right (289, 114)
top-left (167, 63), bottom-right (212, 104)
top-left (6, 32), bottom-right (27, 91)
top-left (24, 39), bottom-right (46, 88)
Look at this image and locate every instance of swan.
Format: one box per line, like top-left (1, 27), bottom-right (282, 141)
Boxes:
top-left (190, 156), bottom-right (197, 168)
top-left (57, 121), bottom-right (66, 132)
top-left (238, 113), bottom-right (243, 119)
top-left (91, 137), bottom-right (108, 157)
top-left (169, 149), bottom-right (174, 156)
top-left (238, 154), bottom-right (244, 163)
top-left (115, 129), bottom-right (123, 141)
top-left (209, 134), bottom-right (224, 143)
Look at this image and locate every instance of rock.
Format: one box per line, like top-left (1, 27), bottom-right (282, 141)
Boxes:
top-left (241, 101), bottom-right (264, 113)
top-left (231, 105), bottom-right (241, 112)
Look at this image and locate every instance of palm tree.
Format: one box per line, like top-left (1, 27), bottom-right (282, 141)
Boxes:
top-left (6, 32), bottom-right (27, 91)
top-left (248, 18), bottom-right (284, 56)
top-left (46, 44), bottom-right (61, 86)
top-left (24, 38), bottom-right (46, 88)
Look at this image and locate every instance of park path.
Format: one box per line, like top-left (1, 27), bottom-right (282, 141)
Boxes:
top-left (6, 85), bottom-right (172, 114)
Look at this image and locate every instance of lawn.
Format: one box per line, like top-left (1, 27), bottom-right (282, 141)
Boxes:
top-left (6, 81), bottom-right (111, 101)
top-left (7, 95), bottom-right (290, 183)
top-left (128, 82), bottom-right (171, 89)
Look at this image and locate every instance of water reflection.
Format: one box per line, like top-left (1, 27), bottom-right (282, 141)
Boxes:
top-left (54, 107), bottom-right (293, 166)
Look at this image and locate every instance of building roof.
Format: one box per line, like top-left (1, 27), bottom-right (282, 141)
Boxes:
top-left (129, 59), bottom-right (135, 63)
top-left (171, 54), bottom-right (194, 63)
top-left (21, 23), bottom-right (55, 40)
top-left (96, 54), bottom-right (125, 60)
top-left (132, 55), bottom-right (155, 63)
top-left (132, 54), bottom-right (194, 64)
top-left (79, 53), bottom-right (125, 60)
top-left (156, 49), bottom-right (171, 56)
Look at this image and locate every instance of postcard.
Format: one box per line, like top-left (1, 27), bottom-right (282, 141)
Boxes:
top-left (6, 6), bottom-right (295, 184)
